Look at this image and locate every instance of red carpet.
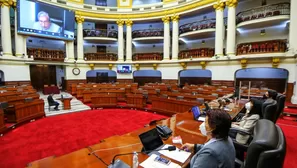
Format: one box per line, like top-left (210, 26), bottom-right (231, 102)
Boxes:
top-left (277, 119), bottom-right (297, 168)
top-left (0, 109), bottom-right (166, 168)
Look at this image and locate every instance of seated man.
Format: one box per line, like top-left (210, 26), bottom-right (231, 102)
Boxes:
top-left (33, 11), bottom-right (61, 33)
top-left (47, 94), bottom-right (59, 110)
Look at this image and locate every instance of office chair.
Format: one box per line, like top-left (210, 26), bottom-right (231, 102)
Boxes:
top-left (235, 119), bottom-right (286, 168)
top-left (274, 93), bottom-right (286, 122)
top-left (263, 100), bottom-right (278, 123)
top-left (176, 96), bottom-right (184, 100)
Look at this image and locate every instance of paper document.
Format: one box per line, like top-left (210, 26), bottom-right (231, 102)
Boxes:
top-left (140, 154), bottom-right (181, 168)
top-left (198, 116), bottom-right (205, 121)
top-left (158, 145), bottom-right (191, 163)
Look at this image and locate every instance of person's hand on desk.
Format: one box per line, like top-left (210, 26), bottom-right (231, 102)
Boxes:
top-left (181, 143), bottom-right (194, 152)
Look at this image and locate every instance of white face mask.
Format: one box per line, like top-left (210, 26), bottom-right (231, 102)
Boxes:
top-left (245, 102), bottom-right (251, 112)
top-left (199, 122), bottom-right (207, 136)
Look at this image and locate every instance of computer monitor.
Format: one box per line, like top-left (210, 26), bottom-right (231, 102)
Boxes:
top-left (139, 128), bottom-right (164, 153)
top-left (192, 106), bottom-right (201, 120)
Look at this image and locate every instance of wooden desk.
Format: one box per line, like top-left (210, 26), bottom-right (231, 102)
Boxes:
top-left (57, 97), bottom-right (73, 110)
top-left (27, 112), bottom-right (207, 168)
top-left (91, 93), bottom-right (118, 109)
top-left (0, 109), bottom-right (6, 132)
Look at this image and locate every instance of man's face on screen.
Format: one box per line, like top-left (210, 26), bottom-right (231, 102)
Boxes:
top-left (39, 16), bottom-right (51, 30)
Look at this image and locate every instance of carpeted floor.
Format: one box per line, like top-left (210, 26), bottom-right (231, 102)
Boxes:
top-left (0, 109), bottom-right (166, 168)
top-left (0, 108), bottom-right (296, 168)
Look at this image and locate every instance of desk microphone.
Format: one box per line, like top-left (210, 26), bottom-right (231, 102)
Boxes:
top-left (108, 146), bottom-right (176, 168)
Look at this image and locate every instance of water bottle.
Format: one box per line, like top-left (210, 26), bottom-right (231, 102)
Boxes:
top-left (132, 151), bottom-right (139, 168)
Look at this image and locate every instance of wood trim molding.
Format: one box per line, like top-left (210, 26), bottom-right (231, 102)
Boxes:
top-left (4, 81), bottom-right (31, 86)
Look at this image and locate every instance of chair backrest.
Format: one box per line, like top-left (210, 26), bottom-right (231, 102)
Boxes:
top-left (196, 98), bottom-right (204, 104)
top-left (24, 97), bottom-right (33, 103)
top-left (0, 102), bottom-right (9, 109)
top-left (244, 119), bottom-right (286, 168)
top-left (274, 94), bottom-right (286, 122)
top-left (161, 94), bottom-right (168, 98)
top-left (263, 100), bottom-right (277, 122)
top-left (176, 96), bottom-right (184, 100)
top-left (261, 99), bottom-right (274, 117)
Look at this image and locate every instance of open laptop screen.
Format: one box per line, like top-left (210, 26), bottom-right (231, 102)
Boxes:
top-left (192, 106), bottom-right (201, 119)
top-left (139, 128), bottom-right (164, 152)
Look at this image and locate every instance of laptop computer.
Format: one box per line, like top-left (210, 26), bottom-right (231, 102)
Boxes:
top-left (192, 106), bottom-right (206, 122)
top-left (139, 128), bottom-right (165, 155)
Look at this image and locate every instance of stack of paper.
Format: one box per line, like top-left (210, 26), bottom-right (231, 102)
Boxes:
top-left (158, 145), bottom-right (191, 163)
top-left (140, 154), bottom-right (181, 168)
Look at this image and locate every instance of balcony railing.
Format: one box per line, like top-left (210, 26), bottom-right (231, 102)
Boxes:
top-left (132, 53), bottom-right (163, 61)
top-left (179, 18), bottom-right (216, 34)
top-left (236, 39), bottom-right (287, 55)
top-left (84, 53), bottom-right (118, 61)
top-left (132, 29), bottom-right (164, 38)
top-left (178, 48), bottom-right (214, 59)
top-left (83, 29), bottom-right (118, 38)
top-left (27, 48), bottom-right (65, 61)
top-left (236, 2), bottom-right (290, 24)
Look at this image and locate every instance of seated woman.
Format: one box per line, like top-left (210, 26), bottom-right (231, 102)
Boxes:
top-left (231, 98), bottom-right (261, 145)
top-left (182, 109), bottom-right (235, 168)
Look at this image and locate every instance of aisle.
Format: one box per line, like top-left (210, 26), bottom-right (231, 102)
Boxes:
top-left (39, 92), bottom-right (91, 117)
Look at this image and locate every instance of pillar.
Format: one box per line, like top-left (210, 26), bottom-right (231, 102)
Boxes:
top-left (162, 16), bottom-right (170, 60)
top-left (23, 36), bottom-right (28, 58)
top-left (213, 1), bottom-right (225, 56)
top-left (171, 15), bottom-right (179, 60)
top-left (65, 41), bottom-right (74, 61)
top-left (14, 7), bottom-right (24, 57)
top-left (1, 0), bottom-right (13, 56)
top-left (117, 19), bottom-right (125, 61)
top-left (226, 0), bottom-right (237, 56)
top-left (75, 16), bottom-right (84, 61)
top-left (125, 20), bottom-right (133, 62)
top-left (290, 0), bottom-right (297, 104)
top-left (289, 0), bottom-right (297, 54)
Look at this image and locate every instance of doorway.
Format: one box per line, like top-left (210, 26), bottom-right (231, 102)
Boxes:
top-left (30, 65), bottom-right (57, 90)
top-left (96, 72), bottom-right (109, 83)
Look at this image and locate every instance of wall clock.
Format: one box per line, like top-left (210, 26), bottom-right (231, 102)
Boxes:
top-left (72, 68), bottom-right (80, 75)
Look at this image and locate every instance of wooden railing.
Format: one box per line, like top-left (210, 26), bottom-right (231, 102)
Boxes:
top-left (83, 29), bottom-right (118, 38)
top-left (236, 2), bottom-right (290, 24)
top-left (132, 29), bottom-right (164, 38)
top-left (84, 53), bottom-right (118, 61)
top-left (179, 18), bottom-right (216, 34)
top-left (178, 48), bottom-right (214, 59)
top-left (132, 53), bottom-right (163, 61)
top-left (27, 48), bottom-right (65, 61)
top-left (236, 39), bottom-right (287, 55)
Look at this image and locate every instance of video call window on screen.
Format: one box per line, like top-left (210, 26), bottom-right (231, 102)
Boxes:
top-left (117, 65), bottom-right (132, 73)
top-left (17, 0), bottom-right (75, 40)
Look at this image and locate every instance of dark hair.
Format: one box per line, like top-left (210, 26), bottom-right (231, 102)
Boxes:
top-left (268, 89), bottom-right (277, 100)
top-left (206, 109), bottom-right (231, 139)
top-left (248, 98), bottom-right (263, 116)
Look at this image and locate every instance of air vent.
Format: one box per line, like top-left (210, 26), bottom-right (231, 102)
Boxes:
top-left (84, 5), bottom-right (92, 9)
top-left (110, 8), bottom-right (117, 11)
top-left (132, 8), bottom-right (140, 11)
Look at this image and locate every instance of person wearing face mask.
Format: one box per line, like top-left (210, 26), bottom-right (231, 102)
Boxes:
top-left (231, 98), bottom-right (261, 145)
top-left (262, 89), bottom-right (277, 101)
top-left (181, 109), bottom-right (235, 168)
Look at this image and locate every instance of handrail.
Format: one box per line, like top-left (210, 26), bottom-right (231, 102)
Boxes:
top-left (178, 48), bottom-right (214, 59)
top-left (236, 39), bottom-right (287, 55)
top-left (132, 52), bottom-right (163, 61)
top-left (132, 29), bottom-right (164, 38)
top-left (236, 2), bottom-right (290, 24)
top-left (84, 53), bottom-right (118, 61)
top-left (179, 18), bottom-right (227, 34)
top-left (83, 29), bottom-right (118, 38)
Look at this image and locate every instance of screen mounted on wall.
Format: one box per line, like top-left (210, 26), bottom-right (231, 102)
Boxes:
top-left (117, 65), bottom-right (132, 73)
top-left (17, 0), bottom-right (75, 40)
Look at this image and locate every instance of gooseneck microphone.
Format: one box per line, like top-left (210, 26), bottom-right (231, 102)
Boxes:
top-left (109, 146), bottom-right (176, 167)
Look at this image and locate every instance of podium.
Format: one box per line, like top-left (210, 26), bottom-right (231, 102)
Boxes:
top-left (57, 97), bottom-right (72, 110)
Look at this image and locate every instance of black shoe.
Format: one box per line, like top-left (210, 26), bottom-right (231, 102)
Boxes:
top-left (54, 109), bottom-right (60, 111)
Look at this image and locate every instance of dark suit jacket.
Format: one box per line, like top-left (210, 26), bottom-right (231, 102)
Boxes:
top-left (190, 137), bottom-right (235, 168)
top-left (47, 95), bottom-right (55, 105)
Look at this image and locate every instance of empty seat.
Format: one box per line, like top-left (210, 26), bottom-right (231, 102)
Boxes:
top-left (176, 96), bottom-right (184, 100)
top-left (212, 93), bottom-right (219, 98)
top-left (196, 98), bottom-right (204, 104)
top-left (192, 92), bottom-right (197, 95)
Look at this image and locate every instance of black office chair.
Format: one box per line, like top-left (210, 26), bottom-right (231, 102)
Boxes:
top-left (274, 93), bottom-right (286, 122)
top-left (235, 119), bottom-right (286, 168)
top-left (176, 96), bottom-right (184, 100)
top-left (0, 102), bottom-right (9, 109)
top-left (263, 100), bottom-right (278, 122)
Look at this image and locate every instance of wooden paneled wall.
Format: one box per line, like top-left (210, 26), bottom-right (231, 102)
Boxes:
top-left (117, 79), bottom-right (133, 83)
top-left (65, 79), bottom-right (86, 91)
top-left (86, 77), bottom-right (117, 83)
top-left (286, 83), bottom-right (293, 102)
top-left (29, 65), bottom-right (57, 91)
top-left (4, 81), bottom-right (31, 86)
top-left (235, 78), bottom-right (287, 93)
top-left (133, 77), bottom-right (162, 86)
top-left (212, 80), bottom-right (234, 87)
top-left (180, 77), bottom-right (211, 86)
top-left (162, 79), bottom-right (178, 84)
